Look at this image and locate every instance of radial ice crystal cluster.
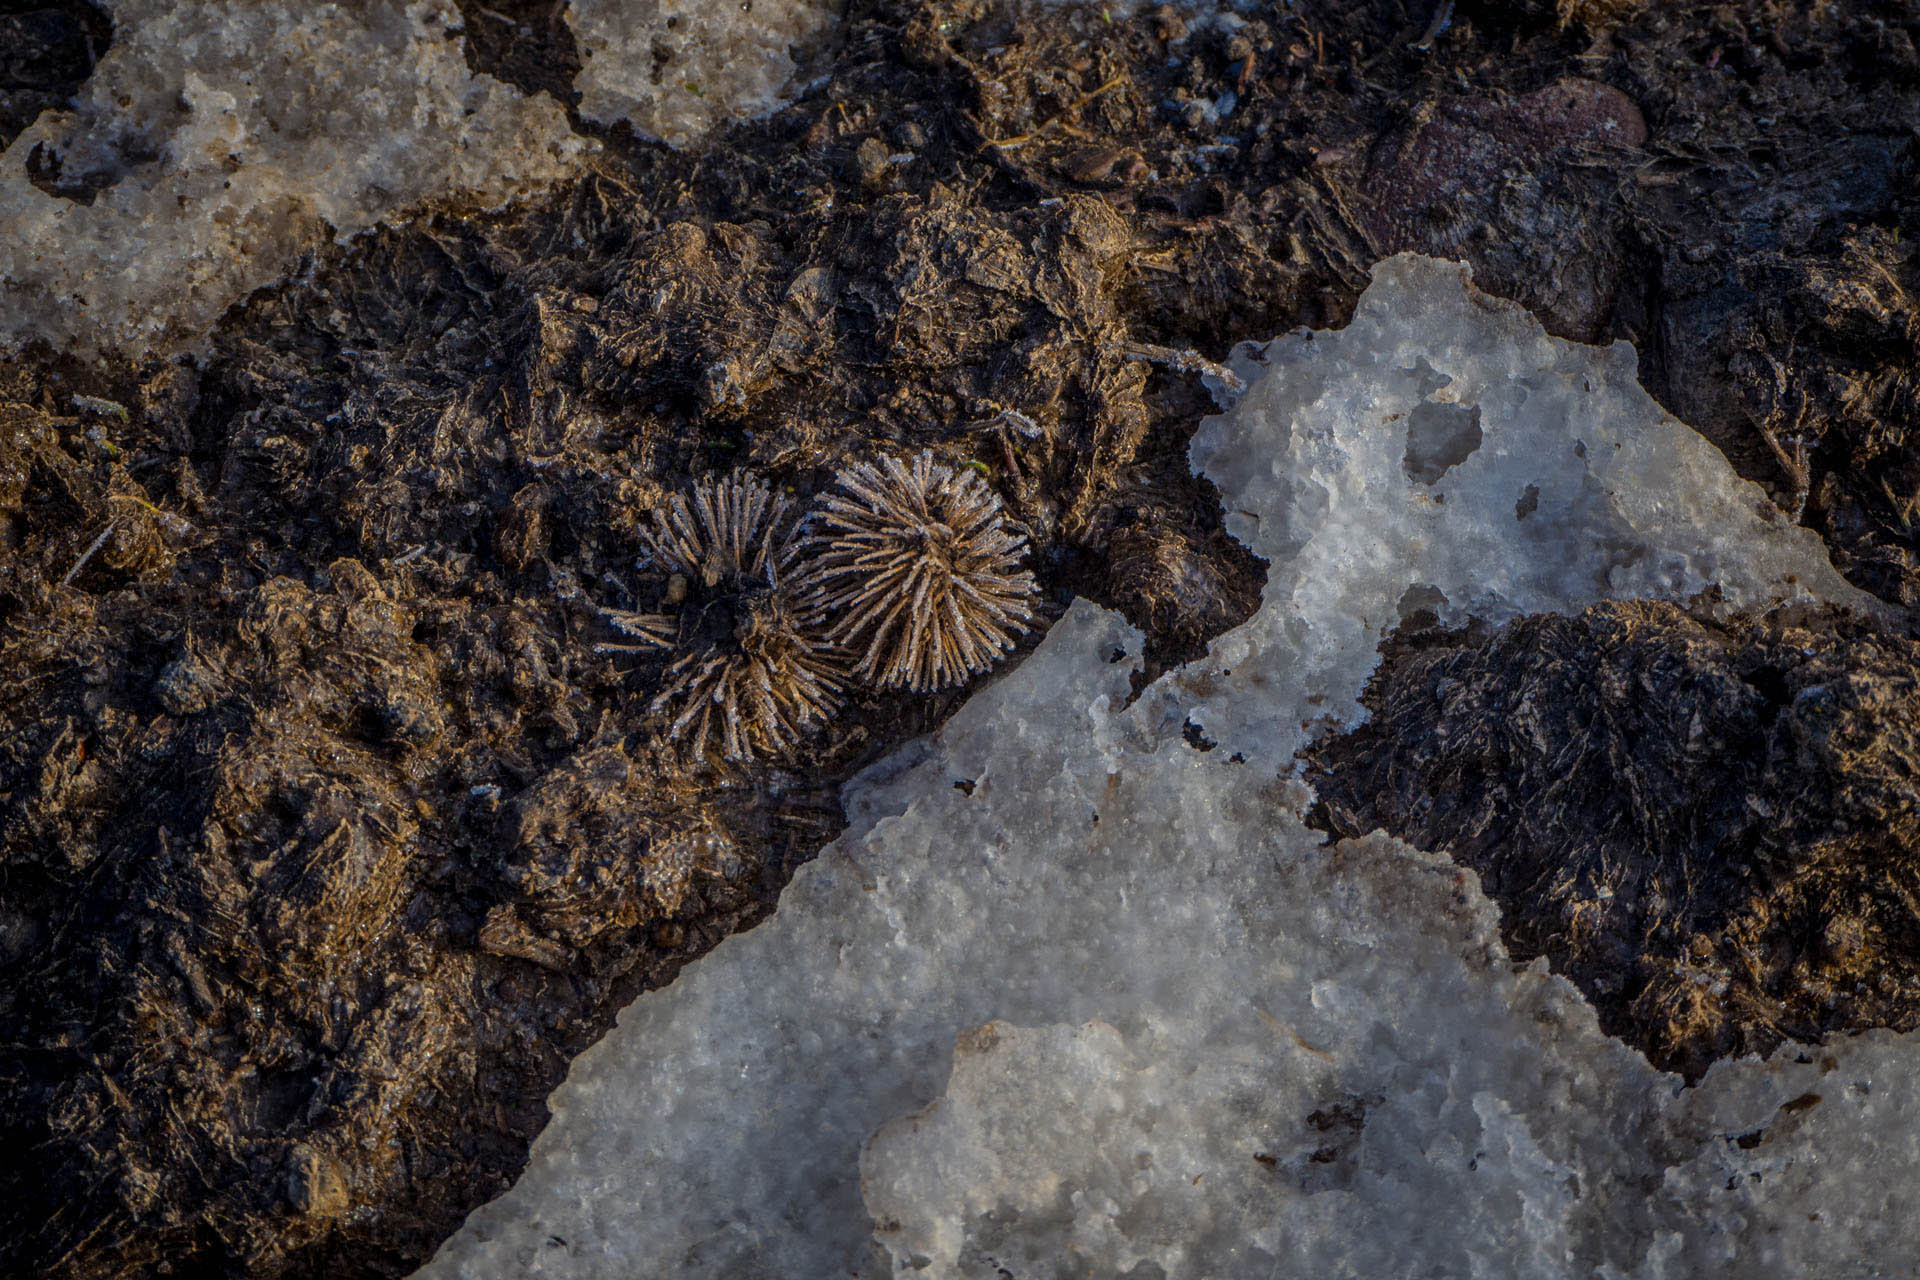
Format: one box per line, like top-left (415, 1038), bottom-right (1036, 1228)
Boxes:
top-left (803, 451), bottom-right (1040, 692)
top-left (641, 470), bottom-right (801, 591)
top-left (417, 257), bottom-right (1911, 1280)
top-left (636, 472), bottom-right (845, 765)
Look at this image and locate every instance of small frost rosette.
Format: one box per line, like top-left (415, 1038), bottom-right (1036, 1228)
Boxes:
top-left (633, 472), bottom-right (846, 763)
top-left (801, 451), bottom-right (1039, 691)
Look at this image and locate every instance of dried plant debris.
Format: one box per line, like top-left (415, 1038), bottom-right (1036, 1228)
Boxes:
top-left (498, 743), bottom-right (750, 952)
top-left (802, 451), bottom-right (1040, 692)
top-left (642, 816), bottom-right (744, 917)
top-left (635, 472), bottom-right (847, 764)
top-left (1304, 600), bottom-right (1920, 1080)
top-left (0, 540), bottom-right (804, 1280)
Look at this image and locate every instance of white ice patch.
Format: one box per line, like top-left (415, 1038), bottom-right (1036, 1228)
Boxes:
top-left (0, 0), bottom-right (588, 359)
top-left (568, 0), bottom-right (839, 149)
top-left (415, 256), bottom-right (1911, 1280)
top-left (1173, 254), bottom-right (1875, 766)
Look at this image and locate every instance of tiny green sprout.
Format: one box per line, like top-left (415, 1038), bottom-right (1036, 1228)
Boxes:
top-left (685, 81), bottom-right (703, 97)
top-left (962, 459), bottom-right (991, 477)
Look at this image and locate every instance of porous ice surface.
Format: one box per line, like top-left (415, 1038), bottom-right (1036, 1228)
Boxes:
top-left (1179, 253), bottom-right (1873, 764)
top-left (416, 256), bottom-right (1914, 1279)
top-left (567, 0), bottom-right (839, 148)
top-left (0, 0), bottom-right (587, 359)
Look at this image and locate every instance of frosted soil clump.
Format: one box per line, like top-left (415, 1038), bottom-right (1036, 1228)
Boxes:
top-left (0, 0), bottom-right (588, 359)
top-left (417, 256), bottom-right (1909, 1279)
top-left (1303, 597), bottom-right (1920, 1078)
top-left (568, 0), bottom-right (840, 148)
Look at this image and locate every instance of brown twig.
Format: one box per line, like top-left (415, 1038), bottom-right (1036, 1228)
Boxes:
top-left (983, 75), bottom-right (1126, 151)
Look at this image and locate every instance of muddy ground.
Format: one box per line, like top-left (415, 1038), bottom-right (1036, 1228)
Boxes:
top-left (2, 0), bottom-right (1918, 1275)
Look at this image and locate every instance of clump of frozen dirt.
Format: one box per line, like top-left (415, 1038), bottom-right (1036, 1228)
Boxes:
top-left (0, 0), bottom-right (109, 154)
top-left (1306, 600), bottom-right (1920, 1080)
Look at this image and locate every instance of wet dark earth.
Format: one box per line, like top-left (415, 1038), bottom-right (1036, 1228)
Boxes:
top-left (2, 0), bottom-right (1919, 1275)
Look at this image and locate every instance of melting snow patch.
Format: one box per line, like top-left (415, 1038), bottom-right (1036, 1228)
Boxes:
top-left (567, 0), bottom-right (839, 149)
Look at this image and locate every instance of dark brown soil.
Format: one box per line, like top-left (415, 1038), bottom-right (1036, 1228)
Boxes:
top-left (451, 0), bottom-right (582, 109)
top-left (1304, 600), bottom-right (1920, 1081)
top-left (2, 0), bottom-right (1919, 1276)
